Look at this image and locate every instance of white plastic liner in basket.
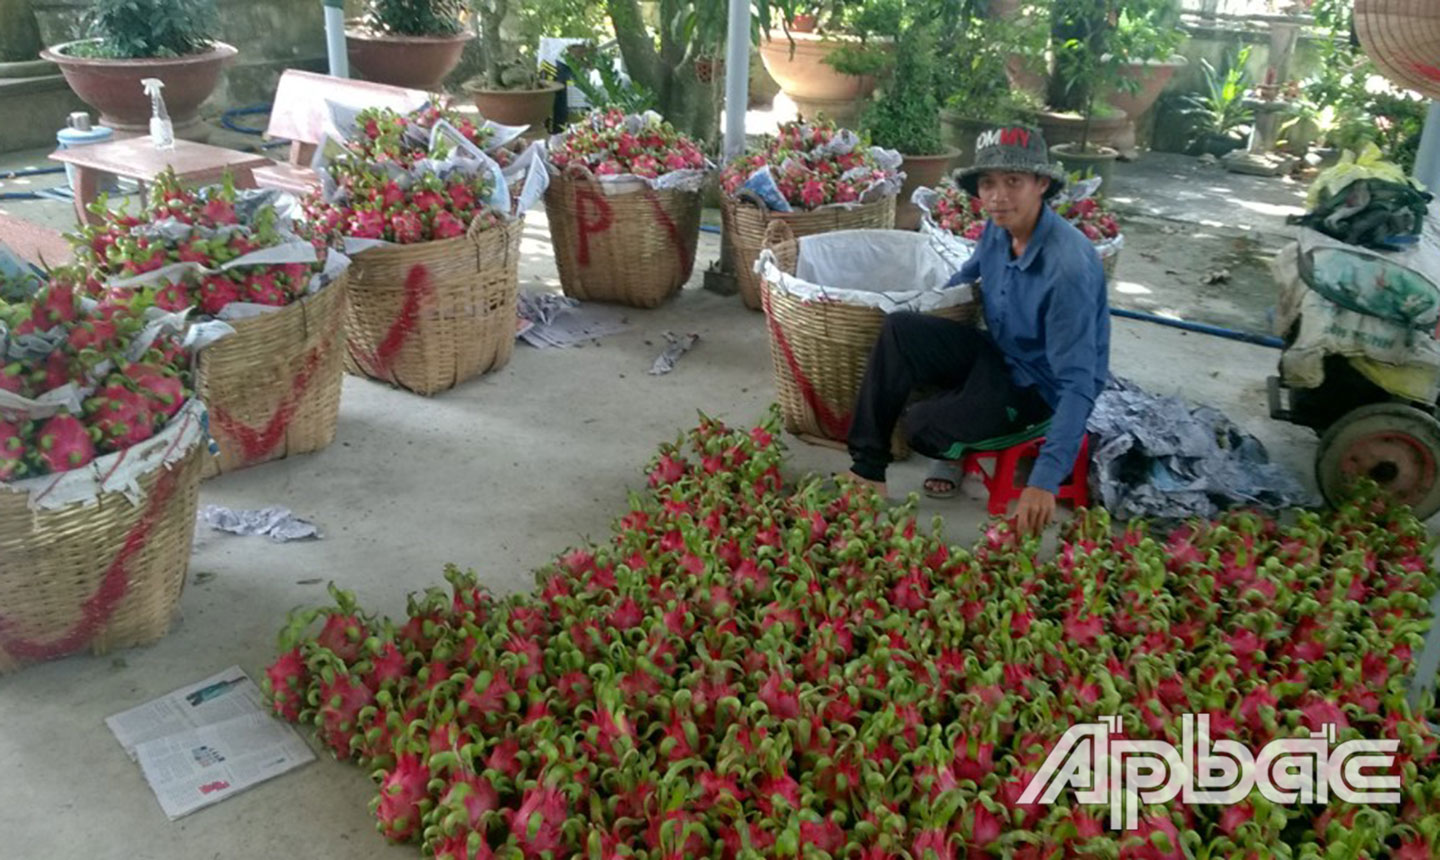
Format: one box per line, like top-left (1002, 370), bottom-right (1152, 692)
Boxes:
top-left (0, 398), bottom-right (208, 512)
top-left (546, 110), bottom-right (716, 194)
top-left (911, 181), bottom-right (1125, 270)
top-left (755, 229), bottom-right (975, 314)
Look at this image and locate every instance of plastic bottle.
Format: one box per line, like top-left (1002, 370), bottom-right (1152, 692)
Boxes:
top-left (141, 78), bottom-right (175, 151)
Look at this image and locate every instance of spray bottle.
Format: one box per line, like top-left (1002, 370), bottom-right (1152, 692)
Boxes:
top-left (141, 78), bottom-right (175, 151)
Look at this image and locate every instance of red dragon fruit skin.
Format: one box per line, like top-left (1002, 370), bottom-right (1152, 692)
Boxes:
top-left (0, 419), bottom-right (29, 481)
top-left (86, 382), bottom-right (157, 450)
top-left (35, 411), bottom-right (95, 472)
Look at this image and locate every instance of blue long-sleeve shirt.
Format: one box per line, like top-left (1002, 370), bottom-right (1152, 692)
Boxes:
top-left (949, 206), bottom-right (1110, 493)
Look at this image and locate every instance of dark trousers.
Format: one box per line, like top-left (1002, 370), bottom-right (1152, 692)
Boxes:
top-left (848, 312), bottom-right (1052, 481)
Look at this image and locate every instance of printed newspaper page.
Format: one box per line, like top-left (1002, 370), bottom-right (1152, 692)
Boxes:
top-left (107, 666), bottom-right (314, 820)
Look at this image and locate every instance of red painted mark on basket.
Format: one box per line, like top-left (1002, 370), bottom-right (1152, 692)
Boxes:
top-left (643, 190), bottom-right (693, 275)
top-left (574, 187), bottom-right (614, 266)
top-left (0, 465), bottom-right (182, 661)
top-left (760, 285), bottom-right (852, 440)
top-left (209, 343), bottom-right (327, 463)
top-left (351, 264), bottom-right (432, 382)
top-left (1413, 60), bottom-right (1440, 83)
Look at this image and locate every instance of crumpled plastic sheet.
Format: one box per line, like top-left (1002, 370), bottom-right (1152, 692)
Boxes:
top-left (200, 505), bottom-right (322, 542)
top-left (516, 292), bottom-right (629, 349)
top-left (1086, 378), bottom-right (1317, 520)
top-left (649, 332), bottom-right (699, 376)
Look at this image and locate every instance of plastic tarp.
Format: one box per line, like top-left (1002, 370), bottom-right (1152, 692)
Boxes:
top-left (1087, 378), bottom-right (1316, 521)
top-left (756, 229), bottom-right (975, 314)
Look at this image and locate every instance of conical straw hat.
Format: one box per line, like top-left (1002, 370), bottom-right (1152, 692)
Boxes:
top-left (1355, 0), bottom-right (1440, 99)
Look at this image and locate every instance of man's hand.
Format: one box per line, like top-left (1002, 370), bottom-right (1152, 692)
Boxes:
top-left (1015, 486), bottom-right (1056, 537)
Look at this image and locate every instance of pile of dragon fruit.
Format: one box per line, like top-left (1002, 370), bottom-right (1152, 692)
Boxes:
top-left (548, 109), bottom-right (708, 179)
top-left (720, 119), bottom-right (900, 210)
top-left (301, 107), bottom-right (507, 246)
top-left (347, 103), bottom-right (499, 169)
top-left (264, 407), bottom-right (1440, 859)
top-left (928, 179), bottom-right (1121, 245)
top-left (0, 272), bottom-right (189, 480)
top-left (71, 169), bottom-right (323, 316)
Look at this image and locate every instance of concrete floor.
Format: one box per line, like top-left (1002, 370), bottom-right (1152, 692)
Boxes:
top-left (0, 125), bottom-right (1321, 859)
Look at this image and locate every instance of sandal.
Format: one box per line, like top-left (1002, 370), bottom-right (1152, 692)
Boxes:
top-left (923, 459), bottom-right (962, 499)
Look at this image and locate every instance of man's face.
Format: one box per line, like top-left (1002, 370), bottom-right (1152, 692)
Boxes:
top-left (977, 171), bottom-right (1050, 232)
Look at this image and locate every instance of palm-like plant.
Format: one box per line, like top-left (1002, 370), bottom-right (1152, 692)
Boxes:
top-left (1180, 46), bottom-right (1255, 146)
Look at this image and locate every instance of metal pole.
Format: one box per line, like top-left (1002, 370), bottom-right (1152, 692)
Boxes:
top-left (323, 0), bottom-right (349, 78)
top-left (1414, 102), bottom-right (1440, 191)
top-left (723, 0), bottom-right (751, 160)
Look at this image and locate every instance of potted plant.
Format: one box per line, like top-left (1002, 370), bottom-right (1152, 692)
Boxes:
top-left (938, 4), bottom-right (1042, 168)
top-left (1178, 47), bottom-right (1254, 158)
top-left (39, 0), bottom-right (235, 139)
top-left (1101, 0), bottom-right (1188, 147)
top-left (1038, 0), bottom-right (1127, 187)
top-left (460, 0), bottom-right (564, 129)
top-left (346, 0), bottom-right (473, 91)
top-left (755, 0), bottom-right (896, 129)
top-left (862, 21), bottom-right (956, 231)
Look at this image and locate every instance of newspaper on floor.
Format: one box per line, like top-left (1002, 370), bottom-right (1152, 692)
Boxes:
top-left (649, 331), bottom-right (700, 375)
top-left (106, 666), bottom-right (314, 820)
top-left (1086, 377), bottom-right (1316, 520)
top-left (516, 291), bottom-right (629, 348)
top-left (200, 505), bottom-right (322, 542)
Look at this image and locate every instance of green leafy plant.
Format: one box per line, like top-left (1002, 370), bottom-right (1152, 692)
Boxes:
top-left (562, 41), bottom-right (659, 114)
top-left (861, 22), bottom-right (943, 155)
top-left (1047, 0), bottom-right (1128, 154)
top-left (936, 1), bottom-right (1043, 123)
top-left (365, 0), bottom-right (465, 37)
top-left (67, 0), bottom-right (218, 60)
top-left (1179, 46), bottom-right (1254, 147)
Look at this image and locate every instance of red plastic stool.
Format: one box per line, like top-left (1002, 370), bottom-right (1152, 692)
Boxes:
top-left (961, 434), bottom-right (1091, 516)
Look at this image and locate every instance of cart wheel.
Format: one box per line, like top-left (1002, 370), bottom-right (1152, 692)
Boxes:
top-left (1316, 403), bottom-right (1440, 520)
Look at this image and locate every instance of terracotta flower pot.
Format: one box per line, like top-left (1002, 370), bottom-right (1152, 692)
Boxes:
top-left (464, 79), bottom-right (562, 132)
top-left (1050, 142), bottom-right (1119, 189)
top-left (940, 112), bottom-right (993, 169)
top-left (1032, 109), bottom-right (1131, 154)
top-left (345, 27), bottom-right (473, 91)
top-left (896, 147), bottom-right (960, 231)
top-left (40, 40), bottom-right (236, 138)
top-left (1103, 56), bottom-right (1187, 124)
top-left (758, 29), bottom-right (884, 128)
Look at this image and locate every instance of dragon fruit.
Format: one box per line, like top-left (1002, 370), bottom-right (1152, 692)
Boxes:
top-left (35, 411), bottom-right (95, 472)
top-left (199, 275), bottom-right (241, 316)
top-left (122, 363), bottom-right (187, 420)
top-left (85, 382), bottom-right (156, 450)
top-left (0, 419), bottom-right (29, 481)
top-left (506, 784), bottom-right (570, 858)
top-left (373, 750), bottom-right (432, 843)
top-left (392, 210), bottom-right (425, 245)
top-left (263, 647), bottom-right (309, 722)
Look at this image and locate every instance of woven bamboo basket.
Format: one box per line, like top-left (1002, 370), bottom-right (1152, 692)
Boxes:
top-left (544, 166), bottom-right (703, 308)
top-left (759, 222), bottom-right (980, 458)
top-left (344, 216), bottom-right (524, 397)
top-left (0, 415), bottom-right (205, 673)
top-left (722, 191), bottom-right (896, 311)
top-left (196, 275), bottom-right (347, 477)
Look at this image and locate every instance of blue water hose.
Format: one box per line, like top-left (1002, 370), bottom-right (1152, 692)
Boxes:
top-left (1110, 307), bottom-right (1283, 349)
top-left (221, 104), bottom-right (272, 136)
top-left (1, 166), bottom-right (65, 180)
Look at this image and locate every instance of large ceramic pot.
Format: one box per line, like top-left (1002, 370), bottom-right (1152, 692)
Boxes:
top-left (758, 29), bottom-right (884, 128)
top-left (1104, 56), bottom-right (1187, 123)
top-left (1050, 142), bottom-right (1118, 188)
top-left (896, 147), bottom-right (960, 231)
top-left (940, 112), bottom-right (991, 168)
top-left (1033, 109), bottom-right (1131, 154)
top-left (346, 27), bottom-right (473, 90)
top-left (40, 40), bottom-right (237, 138)
top-left (464, 79), bottom-right (562, 132)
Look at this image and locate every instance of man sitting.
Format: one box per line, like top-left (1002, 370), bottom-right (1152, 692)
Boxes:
top-left (846, 125), bottom-right (1110, 536)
